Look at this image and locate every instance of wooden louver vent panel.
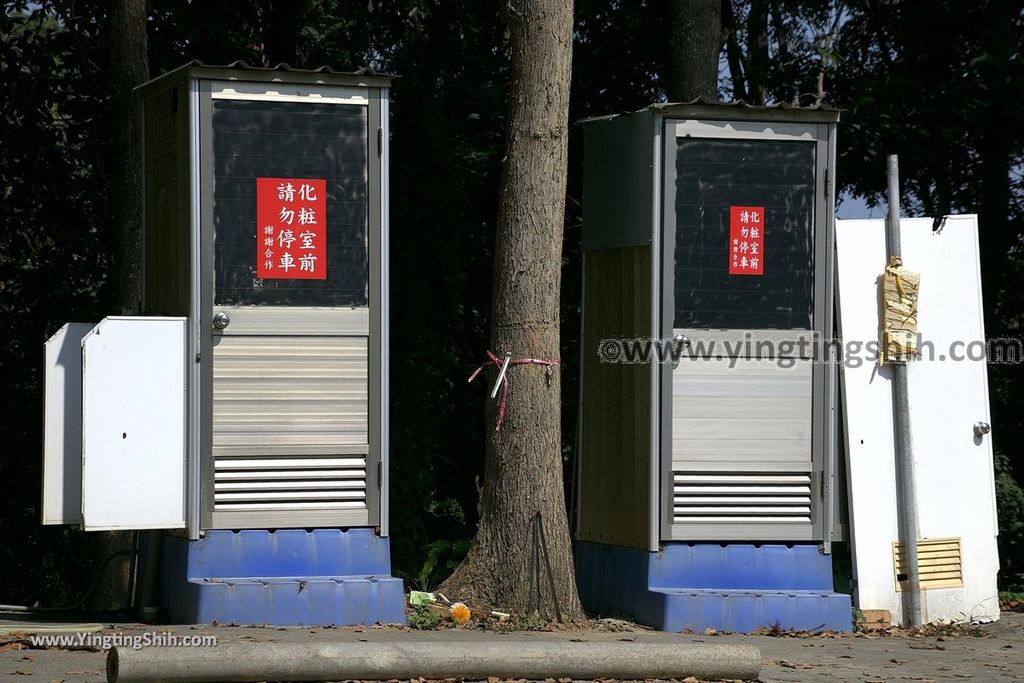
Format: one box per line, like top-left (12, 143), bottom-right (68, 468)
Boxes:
top-left (892, 537), bottom-right (963, 591)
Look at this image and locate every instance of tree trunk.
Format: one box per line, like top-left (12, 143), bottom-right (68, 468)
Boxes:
top-left (744, 0), bottom-right (770, 105)
top-left (107, 0), bottom-right (149, 315)
top-left (88, 0), bottom-right (148, 612)
top-left (665, 0), bottom-right (723, 101)
top-left (722, 0), bottom-right (749, 102)
top-left (439, 0), bottom-right (582, 620)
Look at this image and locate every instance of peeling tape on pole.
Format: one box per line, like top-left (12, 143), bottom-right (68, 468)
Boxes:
top-left (880, 256), bottom-right (920, 364)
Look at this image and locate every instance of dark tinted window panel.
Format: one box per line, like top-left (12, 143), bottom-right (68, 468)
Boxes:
top-left (673, 138), bottom-right (815, 329)
top-left (212, 99), bottom-right (368, 306)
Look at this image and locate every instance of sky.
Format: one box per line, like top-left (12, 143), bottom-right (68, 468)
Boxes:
top-left (836, 192), bottom-right (884, 220)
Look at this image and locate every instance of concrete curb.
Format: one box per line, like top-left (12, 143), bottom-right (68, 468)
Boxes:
top-left (108, 640), bottom-right (763, 682)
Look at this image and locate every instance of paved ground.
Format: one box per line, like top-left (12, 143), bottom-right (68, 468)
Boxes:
top-left (1, 611), bottom-right (1021, 682)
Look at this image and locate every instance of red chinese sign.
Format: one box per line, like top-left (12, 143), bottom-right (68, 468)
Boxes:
top-left (728, 205), bottom-right (765, 276)
top-left (256, 177), bottom-right (327, 280)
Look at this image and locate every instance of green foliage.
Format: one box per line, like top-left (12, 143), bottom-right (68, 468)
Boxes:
top-left (406, 538), bottom-right (471, 592)
top-left (0, 2), bottom-right (115, 605)
top-left (829, 542), bottom-right (854, 595)
top-left (720, 0), bottom-right (845, 105)
top-left (852, 606), bottom-right (865, 631)
top-left (995, 454), bottom-right (1024, 590)
top-left (407, 604), bottom-right (444, 630)
top-left (502, 612), bottom-right (551, 632)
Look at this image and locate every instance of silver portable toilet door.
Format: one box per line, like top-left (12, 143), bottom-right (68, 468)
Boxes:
top-left (660, 118), bottom-right (834, 543)
top-left (198, 81), bottom-right (383, 531)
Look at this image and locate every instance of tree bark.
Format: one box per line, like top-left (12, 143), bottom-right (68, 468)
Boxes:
top-left (88, 0), bottom-right (148, 612)
top-left (722, 0), bottom-right (749, 102)
top-left (665, 0), bottom-right (723, 101)
top-left (744, 0), bottom-right (769, 105)
top-left (107, 0), bottom-right (149, 315)
top-left (440, 0), bottom-right (582, 620)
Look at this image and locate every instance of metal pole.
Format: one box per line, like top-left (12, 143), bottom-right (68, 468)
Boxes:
top-left (885, 155), bottom-right (923, 627)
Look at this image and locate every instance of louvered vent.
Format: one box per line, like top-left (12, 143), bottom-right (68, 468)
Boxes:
top-left (211, 335), bottom-right (369, 456)
top-left (214, 455), bottom-right (367, 511)
top-left (893, 537), bottom-right (963, 590)
top-left (673, 472), bottom-right (813, 523)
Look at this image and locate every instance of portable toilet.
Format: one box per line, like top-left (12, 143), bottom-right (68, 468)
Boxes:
top-left (41, 62), bottom-right (404, 625)
top-left (575, 101), bottom-right (850, 632)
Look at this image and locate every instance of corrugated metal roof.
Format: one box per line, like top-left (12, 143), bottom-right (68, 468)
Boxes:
top-left (578, 96), bottom-right (839, 125)
top-left (139, 60), bottom-right (395, 92)
top-left (181, 59), bottom-right (396, 78)
top-left (656, 95), bottom-right (839, 112)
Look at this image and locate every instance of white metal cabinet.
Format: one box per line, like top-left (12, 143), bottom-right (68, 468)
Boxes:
top-left (80, 317), bottom-right (187, 530)
top-left (42, 322), bottom-right (92, 526)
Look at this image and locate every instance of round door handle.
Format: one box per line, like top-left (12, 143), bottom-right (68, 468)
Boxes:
top-left (673, 334), bottom-right (690, 346)
top-left (212, 312), bottom-right (230, 330)
top-left (974, 421), bottom-right (991, 437)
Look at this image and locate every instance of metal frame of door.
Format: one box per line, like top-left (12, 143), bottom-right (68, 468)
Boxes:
top-left (658, 117), bottom-right (837, 543)
top-left (189, 79), bottom-right (389, 533)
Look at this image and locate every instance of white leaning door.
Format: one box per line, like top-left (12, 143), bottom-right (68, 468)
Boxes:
top-left (837, 215), bottom-right (1000, 624)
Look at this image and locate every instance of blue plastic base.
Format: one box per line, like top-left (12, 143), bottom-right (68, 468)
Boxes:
top-left (577, 541), bottom-right (852, 633)
top-left (161, 529), bottom-right (406, 626)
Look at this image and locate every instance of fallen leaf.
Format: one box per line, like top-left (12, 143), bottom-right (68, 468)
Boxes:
top-left (779, 660), bottom-right (815, 669)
